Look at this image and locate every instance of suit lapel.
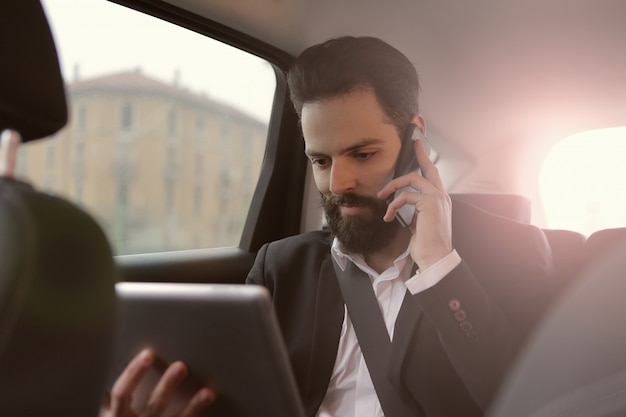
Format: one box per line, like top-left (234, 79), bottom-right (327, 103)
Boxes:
top-left (389, 290), bottom-right (426, 416)
top-left (393, 291), bottom-right (424, 351)
top-left (303, 256), bottom-right (344, 416)
top-left (392, 264), bottom-right (424, 367)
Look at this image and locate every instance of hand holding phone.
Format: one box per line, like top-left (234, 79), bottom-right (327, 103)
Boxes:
top-left (388, 123), bottom-right (431, 227)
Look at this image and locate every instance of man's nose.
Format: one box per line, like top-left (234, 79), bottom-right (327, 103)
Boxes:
top-left (329, 160), bottom-right (356, 194)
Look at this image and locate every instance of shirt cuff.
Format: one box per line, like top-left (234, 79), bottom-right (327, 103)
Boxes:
top-left (405, 250), bottom-right (462, 295)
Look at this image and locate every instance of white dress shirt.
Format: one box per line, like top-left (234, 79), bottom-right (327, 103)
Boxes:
top-left (316, 238), bottom-right (461, 417)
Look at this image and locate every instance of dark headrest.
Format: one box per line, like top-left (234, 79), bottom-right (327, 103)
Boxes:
top-left (0, 177), bottom-right (117, 416)
top-left (0, 0), bottom-right (68, 142)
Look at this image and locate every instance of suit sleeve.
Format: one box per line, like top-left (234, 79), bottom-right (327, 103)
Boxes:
top-left (414, 203), bottom-right (557, 410)
top-left (412, 261), bottom-right (516, 408)
top-left (246, 242), bottom-right (272, 289)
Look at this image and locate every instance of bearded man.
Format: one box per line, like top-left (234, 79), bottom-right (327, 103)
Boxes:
top-left (245, 36), bottom-right (554, 417)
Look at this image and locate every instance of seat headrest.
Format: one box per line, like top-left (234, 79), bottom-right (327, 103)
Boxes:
top-left (586, 227), bottom-right (626, 263)
top-left (0, 0), bottom-right (68, 142)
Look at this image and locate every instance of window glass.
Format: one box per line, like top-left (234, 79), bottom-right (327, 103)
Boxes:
top-left (539, 127), bottom-right (626, 235)
top-left (18, 0), bottom-right (275, 255)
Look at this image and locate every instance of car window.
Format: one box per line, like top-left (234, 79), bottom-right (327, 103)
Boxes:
top-left (18, 0), bottom-right (275, 255)
top-left (539, 126), bottom-right (626, 235)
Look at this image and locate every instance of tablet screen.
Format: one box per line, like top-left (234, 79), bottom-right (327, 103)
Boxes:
top-left (107, 282), bottom-right (305, 417)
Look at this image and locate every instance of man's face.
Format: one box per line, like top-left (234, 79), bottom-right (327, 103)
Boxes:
top-left (301, 88), bottom-right (403, 254)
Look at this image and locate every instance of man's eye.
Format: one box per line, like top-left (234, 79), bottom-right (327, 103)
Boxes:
top-left (353, 152), bottom-right (374, 160)
top-left (311, 158), bottom-right (330, 168)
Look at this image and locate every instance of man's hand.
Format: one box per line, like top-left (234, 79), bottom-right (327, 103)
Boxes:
top-left (378, 138), bottom-right (453, 270)
top-left (101, 349), bottom-right (215, 417)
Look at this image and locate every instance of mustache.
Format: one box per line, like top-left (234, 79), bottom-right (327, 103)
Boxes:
top-left (321, 193), bottom-right (383, 208)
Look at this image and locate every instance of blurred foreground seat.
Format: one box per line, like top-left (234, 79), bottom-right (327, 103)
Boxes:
top-left (0, 0), bottom-right (117, 416)
top-left (488, 237), bottom-right (626, 417)
top-left (542, 228), bottom-right (587, 290)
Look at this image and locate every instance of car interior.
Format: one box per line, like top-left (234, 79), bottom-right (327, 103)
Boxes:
top-left (2, 0), bottom-right (626, 415)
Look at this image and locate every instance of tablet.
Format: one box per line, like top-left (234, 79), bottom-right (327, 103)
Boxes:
top-left (107, 282), bottom-right (306, 417)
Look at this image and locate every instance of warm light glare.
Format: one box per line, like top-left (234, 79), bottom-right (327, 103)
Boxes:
top-left (540, 127), bottom-right (626, 235)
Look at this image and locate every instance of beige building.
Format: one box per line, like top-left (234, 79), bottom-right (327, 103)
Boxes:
top-left (18, 69), bottom-right (268, 254)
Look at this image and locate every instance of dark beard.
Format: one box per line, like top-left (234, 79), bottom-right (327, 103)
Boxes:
top-left (322, 192), bottom-right (402, 255)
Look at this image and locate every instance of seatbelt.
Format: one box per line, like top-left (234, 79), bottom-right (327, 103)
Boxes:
top-left (332, 258), bottom-right (419, 417)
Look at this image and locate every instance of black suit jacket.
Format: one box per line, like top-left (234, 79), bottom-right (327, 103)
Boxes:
top-left (246, 200), bottom-right (555, 417)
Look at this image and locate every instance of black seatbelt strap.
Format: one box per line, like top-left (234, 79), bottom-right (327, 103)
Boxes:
top-left (332, 258), bottom-right (418, 417)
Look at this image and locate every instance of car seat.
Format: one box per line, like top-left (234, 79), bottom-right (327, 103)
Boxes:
top-left (488, 236), bottom-right (626, 417)
top-left (0, 1), bottom-right (118, 416)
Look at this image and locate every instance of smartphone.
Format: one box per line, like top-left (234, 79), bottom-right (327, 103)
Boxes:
top-left (389, 123), bottom-right (430, 227)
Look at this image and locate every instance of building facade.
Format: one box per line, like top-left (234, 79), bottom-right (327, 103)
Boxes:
top-left (18, 69), bottom-right (268, 254)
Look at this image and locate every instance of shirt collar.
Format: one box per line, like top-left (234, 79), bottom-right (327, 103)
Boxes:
top-left (331, 236), bottom-right (412, 277)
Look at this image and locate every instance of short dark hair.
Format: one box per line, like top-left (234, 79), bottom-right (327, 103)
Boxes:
top-left (287, 36), bottom-right (420, 137)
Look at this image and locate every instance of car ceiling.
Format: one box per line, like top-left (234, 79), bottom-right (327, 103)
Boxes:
top-left (159, 0), bottom-right (626, 216)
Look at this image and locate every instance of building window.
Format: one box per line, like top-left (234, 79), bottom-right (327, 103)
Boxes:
top-left (196, 117), bottom-right (205, 136)
top-left (115, 181), bottom-right (129, 254)
top-left (168, 108), bottom-right (177, 138)
top-left (73, 141), bottom-right (85, 178)
top-left (117, 182), bottom-right (129, 206)
top-left (194, 154), bottom-right (203, 177)
top-left (165, 178), bottom-right (175, 213)
top-left (194, 184), bottom-right (203, 215)
top-left (120, 102), bottom-right (133, 131)
top-left (46, 142), bottom-right (56, 170)
top-left (75, 181), bottom-right (83, 202)
top-left (77, 103), bottom-right (87, 131)
top-left (16, 151), bottom-right (27, 177)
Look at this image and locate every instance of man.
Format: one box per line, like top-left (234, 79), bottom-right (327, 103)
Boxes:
top-left (245, 36), bottom-right (554, 417)
top-left (106, 36), bottom-right (554, 417)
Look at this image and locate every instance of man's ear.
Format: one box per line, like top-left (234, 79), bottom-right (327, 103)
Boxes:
top-left (410, 114), bottom-right (426, 137)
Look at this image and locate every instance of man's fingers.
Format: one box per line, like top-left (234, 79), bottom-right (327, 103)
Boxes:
top-left (105, 352), bottom-right (215, 417)
top-left (110, 349), bottom-right (156, 414)
top-left (413, 139), bottom-right (445, 191)
top-left (378, 172), bottom-right (422, 199)
top-left (382, 187), bottom-right (421, 222)
top-left (177, 387), bottom-right (216, 417)
top-left (144, 361), bottom-right (189, 416)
